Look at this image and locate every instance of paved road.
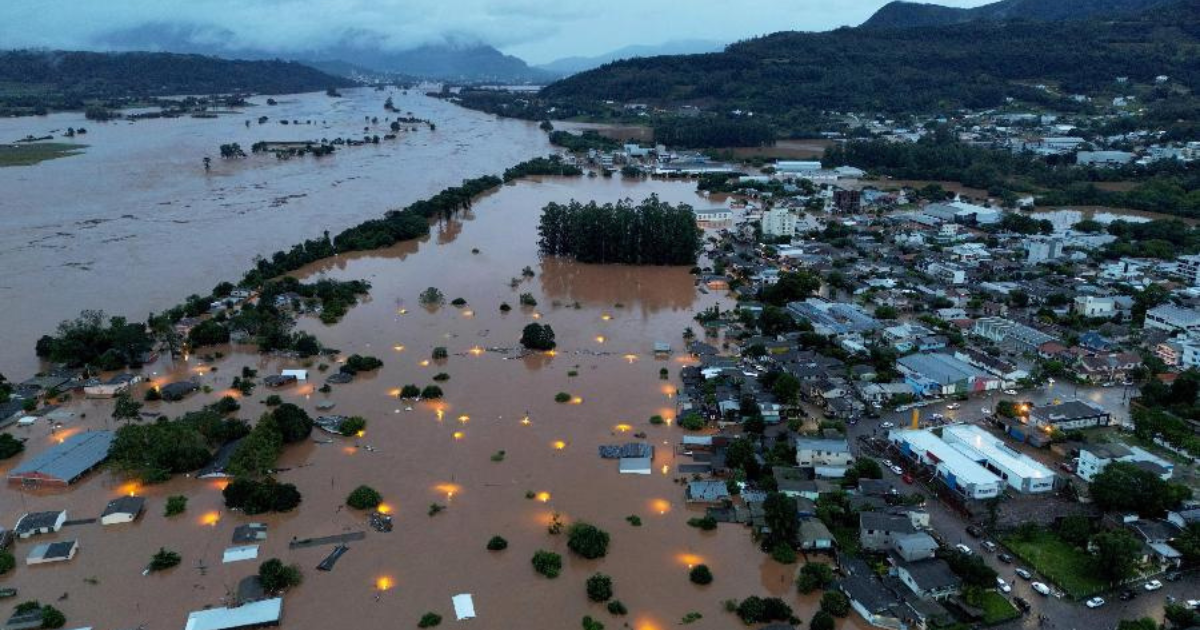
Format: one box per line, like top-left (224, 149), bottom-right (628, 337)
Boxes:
top-left (836, 384), bottom-right (1199, 629)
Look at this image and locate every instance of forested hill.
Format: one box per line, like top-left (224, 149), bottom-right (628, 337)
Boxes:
top-left (861, 0), bottom-right (1172, 29)
top-left (540, 0), bottom-right (1199, 114)
top-left (0, 50), bottom-right (354, 98)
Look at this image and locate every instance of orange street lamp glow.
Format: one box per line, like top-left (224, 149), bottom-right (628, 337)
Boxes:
top-left (651, 499), bottom-right (671, 515)
top-left (552, 440), bottom-right (567, 450)
top-left (355, 430), bottom-right (365, 438)
top-left (545, 349), bottom-right (557, 357)
top-left (419, 359), bottom-right (430, 367)
top-left (570, 396), bottom-right (583, 405)
top-left (520, 416), bottom-right (532, 426)
top-left (377, 503), bottom-right (394, 515)
top-left (453, 431), bottom-right (465, 440)
top-left (201, 511), bottom-right (221, 526)
top-left (376, 576), bottom-right (394, 591)
top-left (470, 346), bottom-right (483, 356)
top-left (436, 408), bottom-right (445, 421)
top-left (601, 314), bottom-right (612, 321)
top-left (595, 335), bottom-right (606, 344)
top-left (458, 414), bottom-right (470, 424)
top-left (623, 354), bottom-right (638, 363)
top-left (118, 481), bottom-right (141, 497)
top-left (677, 553), bottom-right (703, 569)
top-left (615, 423), bottom-right (632, 433)
top-left (393, 344), bottom-right (405, 352)
top-left (536, 491), bottom-right (551, 503)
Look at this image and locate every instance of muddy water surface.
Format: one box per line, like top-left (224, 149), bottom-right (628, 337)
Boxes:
top-left (0, 176), bottom-right (862, 630)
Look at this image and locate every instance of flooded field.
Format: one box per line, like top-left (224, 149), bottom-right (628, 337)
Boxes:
top-left (0, 175), bottom-right (858, 630)
top-left (0, 87), bottom-right (551, 376)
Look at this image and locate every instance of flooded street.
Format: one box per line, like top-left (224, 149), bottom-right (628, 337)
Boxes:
top-left (0, 87), bottom-right (551, 376)
top-left (0, 175), bottom-right (857, 630)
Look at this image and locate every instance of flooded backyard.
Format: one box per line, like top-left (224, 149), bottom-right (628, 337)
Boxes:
top-left (0, 174), bottom-right (858, 630)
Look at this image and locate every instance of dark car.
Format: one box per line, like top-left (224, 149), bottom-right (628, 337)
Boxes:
top-left (1119, 589), bottom-right (1137, 601)
top-left (1166, 572), bottom-right (1182, 582)
top-left (966, 525), bottom-right (983, 538)
top-left (1014, 597), bottom-right (1031, 613)
top-left (997, 553), bottom-right (1014, 564)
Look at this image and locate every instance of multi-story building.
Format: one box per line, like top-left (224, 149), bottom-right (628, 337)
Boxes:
top-left (1145, 305), bottom-right (1200, 334)
top-left (1073, 296), bottom-right (1116, 318)
top-left (762, 207), bottom-right (797, 237)
top-left (1025, 237), bottom-right (1064, 264)
top-left (1176, 254), bottom-right (1200, 286)
top-left (972, 317), bottom-right (1058, 354)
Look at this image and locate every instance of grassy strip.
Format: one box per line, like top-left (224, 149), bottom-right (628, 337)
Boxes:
top-left (0, 143), bottom-right (86, 167)
top-left (1002, 531), bottom-right (1107, 599)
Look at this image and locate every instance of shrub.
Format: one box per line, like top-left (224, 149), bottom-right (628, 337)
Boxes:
top-left (649, 415), bottom-right (664, 425)
top-left (532, 550), bottom-right (562, 578)
top-left (400, 384), bottom-right (422, 398)
top-left (606, 600), bottom-right (627, 615)
top-left (567, 522), bottom-right (610, 559)
top-left (499, 302), bottom-right (512, 312)
top-left (418, 612), bottom-right (443, 628)
top-left (586, 573), bottom-right (614, 602)
top-left (487, 536), bottom-right (508, 551)
top-left (770, 542), bottom-right (798, 564)
top-left (0, 434), bottom-right (24, 460)
top-left (421, 385), bottom-right (444, 399)
top-left (687, 516), bottom-right (717, 531)
top-left (737, 596), bottom-right (793, 625)
top-left (625, 515), bottom-right (642, 526)
top-left (148, 548), bottom-right (181, 572)
top-left (419, 287), bottom-right (444, 305)
top-left (821, 591), bottom-right (850, 617)
top-left (689, 564), bottom-right (713, 585)
top-left (451, 297), bottom-right (467, 307)
top-left (679, 412), bottom-right (706, 431)
top-left (811, 610), bottom-right (835, 630)
top-left (520, 323), bottom-right (557, 351)
top-left (165, 495), bottom-right (188, 517)
top-left (431, 347), bottom-right (448, 360)
top-left (433, 372), bottom-right (450, 382)
top-left (0, 551), bottom-right (15, 575)
top-left (337, 416), bottom-right (367, 436)
top-left (582, 616), bottom-right (603, 630)
top-left (519, 293), bottom-right (537, 306)
top-left (796, 562), bottom-right (834, 593)
top-left (554, 392), bottom-right (571, 403)
top-left (347, 485), bottom-right (382, 509)
top-left (264, 394), bottom-right (283, 406)
top-left (428, 503), bottom-right (445, 516)
top-left (258, 558), bottom-right (303, 592)
top-left (40, 606), bottom-right (66, 629)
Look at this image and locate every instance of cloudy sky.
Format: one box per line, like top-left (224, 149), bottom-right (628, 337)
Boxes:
top-left (1, 0), bottom-right (993, 63)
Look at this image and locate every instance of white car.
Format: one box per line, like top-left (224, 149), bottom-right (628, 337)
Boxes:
top-left (883, 459), bottom-right (894, 468)
top-left (945, 403), bottom-right (961, 410)
top-left (890, 465), bottom-right (903, 475)
top-left (997, 578), bottom-right (1011, 593)
top-left (1144, 580), bottom-right (1163, 591)
top-left (955, 544), bottom-right (973, 555)
top-left (1186, 600), bottom-right (1200, 610)
top-left (1015, 568), bottom-right (1033, 580)
top-left (1032, 582), bottom-right (1051, 596)
top-left (1085, 597), bottom-right (1105, 609)
top-left (881, 421), bottom-right (895, 429)
top-left (980, 407), bottom-right (991, 415)
top-left (1003, 389), bottom-right (1018, 395)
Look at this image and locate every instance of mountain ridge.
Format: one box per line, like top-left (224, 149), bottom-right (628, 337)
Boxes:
top-left (861, 0), bottom-right (1172, 29)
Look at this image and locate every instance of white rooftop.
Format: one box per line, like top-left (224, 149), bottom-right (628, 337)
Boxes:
top-left (890, 428), bottom-right (1002, 487)
top-left (184, 598), bottom-right (282, 630)
top-left (942, 425), bottom-right (1054, 480)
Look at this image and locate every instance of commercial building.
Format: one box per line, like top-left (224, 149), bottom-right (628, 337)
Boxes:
top-left (762, 207), bottom-right (797, 237)
top-left (889, 429), bottom-right (1003, 500)
top-left (1145, 305), bottom-right (1200, 334)
top-left (787, 299), bottom-right (882, 337)
top-left (1027, 400), bottom-right (1111, 431)
top-left (1177, 254), bottom-right (1200, 286)
top-left (7, 431), bottom-right (115, 486)
top-left (897, 353), bottom-right (1000, 396)
top-left (941, 425), bottom-right (1055, 493)
top-left (1077, 443), bottom-right (1174, 482)
top-left (971, 317), bottom-right (1058, 354)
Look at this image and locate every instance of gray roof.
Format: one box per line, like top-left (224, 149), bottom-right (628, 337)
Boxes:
top-left (687, 480), bottom-right (731, 502)
top-left (8, 431), bottom-right (114, 484)
top-left (14, 510), bottom-right (64, 533)
top-left (860, 511), bottom-right (916, 535)
top-left (840, 575), bottom-right (897, 613)
top-left (39, 540), bottom-right (78, 560)
top-left (795, 437), bottom-right (850, 454)
top-left (900, 559), bottom-right (961, 591)
top-left (102, 495), bottom-right (145, 518)
top-left (1030, 400), bottom-right (1109, 424)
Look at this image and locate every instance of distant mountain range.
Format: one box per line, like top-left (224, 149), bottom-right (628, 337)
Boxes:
top-left (540, 0), bottom-right (1199, 115)
top-left (861, 0), bottom-right (1172, 29)
top-left (93, 23), bottom-right (551, 83)
top-left (0, 49), bottom-right (352, 99)
top-left (536, 40), bottom-right (727, 76)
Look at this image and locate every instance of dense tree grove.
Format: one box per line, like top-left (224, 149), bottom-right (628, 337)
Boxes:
top-left (1089, 461), bottom-right (1192, 517)
top-left (35, 310), bottom-right (153, 369)
top-left (540, 6), bottom-right (1199, 117)
top-left (223, 477), bottom-right (302, 514)
top-left (538, 195), bottom-right (702, 265)
top-left (520, 323), bottom-right (557, 351)
top-left (548, 130), bottom-right (621, 152)
top-left (109, 410), bottom-right (249, 483)
top-left (502, 155), bottom-right (583, 182)
top-left (653, 116), bottom-right (774, 148)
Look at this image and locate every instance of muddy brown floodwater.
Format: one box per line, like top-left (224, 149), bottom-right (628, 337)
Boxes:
top-left (0, 87), bottom-right (551, 377)
top-left (0, 175), bottom-right (865, 630)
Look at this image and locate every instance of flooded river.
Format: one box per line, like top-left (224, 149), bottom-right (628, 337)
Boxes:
top-left (0, 174), bottom-right (860, 630)
top-left (0, 87), bottom-right (550, 377)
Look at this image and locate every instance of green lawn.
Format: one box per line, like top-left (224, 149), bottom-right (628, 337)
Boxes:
top-left (977, 591), bottom-right (1020, 625)
top-left (0, 143), bottom-right (86, 167)
top-left (1002, 531), bottom-right (1107, 599)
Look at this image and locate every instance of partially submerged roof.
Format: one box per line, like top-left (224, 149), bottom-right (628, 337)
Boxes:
top-left (102, 495), bottom-right (146, 517)
top-left (184, 597), bottom-right (283, 630)
top-left (452, 594), bottom-right (476, 621)
top-left (8, 431), bottom-right (114, 484)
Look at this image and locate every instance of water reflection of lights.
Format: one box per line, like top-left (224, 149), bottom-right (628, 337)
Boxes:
top-left (676, 553), bottom-right (704, 569)
top-left (377, 503), bottom-right (394, 515)
top-left (469, 346), bottom-right (484, 356)
top-left (520, 416), bottom-right (532, 426)
top-left (595, 335), bottom-right (606, 344)
top-left (614, 423), bottom-right (632, 433)
top-left (661, 464), bottom-right (670, 475)
top-left (118, 481), bottom-right (141, 496)
top-left (201, 511), bottom-right (221, 526)
top-left (392, 344), bottom-right (405, 352)
top-left (601, 314), bottom-right (612, 321)
top-left (436, 408), bottom-right (445, 421)
top-left (651, 499), bottom-right (671, 515)
top-left (570, 396), bottom-right (583, 405)
top-left (434, 483), bottom-right (462, 500)
top-left (544, 349), bottom-right (557, 357)
top-left (458, 414), bottom-right (470, 424)
top-left (531, 312), bottom-right (542, 320)
top-left (623, 354), bottom-right (638, 363)
top-left (419, 360), bottom-right (431, 367)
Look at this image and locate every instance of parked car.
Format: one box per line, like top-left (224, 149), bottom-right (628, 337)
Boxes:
top-left (1015, 568), bottom-right (1033, 580)
top-left (1119, 589), bottom-right (1137, 601)
top-left (1003, 389), bottom-right (1018, 395)
top-left (997, 553), bottom-right (1014, 564)
top-left (945, 403), bottom-right (961, 410)
top-left (955, 544), bottom-right (973, 555)
top-left (980, 407), bottom-right (991, 415)
top-left (997, 577), bottom-right (1011, 593)
top-left (1032, 582), bottom-right (1051, 596)
top-left (982, 540), bottom-right (998, 552)
top-left (901, 473), bottom-right (914, 484)
top-left (1144, 580), bottom-right (1163, 591)
top-left (1166, 572), bottom-right (1182, 582)
top-left (881, 421), bottom-right (895, 429)
top-left (1085, 597), bottom-right (1105, 609)
top-left (1013, 597), bottom-right (1031, 613)
top-left (1185, 600), bottom-right (1200, 610)
top-left (966, 525), bottom-right (983, 538)
top-left (890, 465), bottom-right (903, 475)
top-left (1058, 461), bottom-right (1075, 473)
top-left (883, 459), bottom-right (894, 468)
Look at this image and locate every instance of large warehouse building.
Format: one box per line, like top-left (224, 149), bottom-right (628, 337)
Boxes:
top-left (941, 425), bottom-right (1056, 494)
top-left (7, 431), bottom-right (115, 486)
top-left (889, 429), bottom-right (1003, 500)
